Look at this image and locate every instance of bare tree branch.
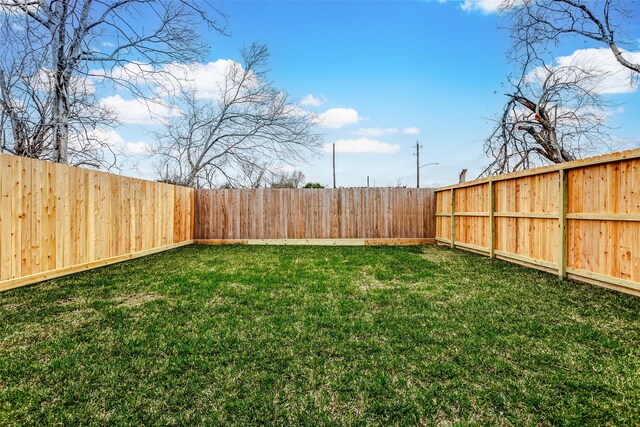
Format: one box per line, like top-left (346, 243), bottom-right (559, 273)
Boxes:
top-left (270, 170), bottom-right (306, 189)
top-left (153, 44), bottom-right (321, 189)
top-left (504, 0), bottom-right (639, 73)
top-left (483, 56), bottom-right (616, 175)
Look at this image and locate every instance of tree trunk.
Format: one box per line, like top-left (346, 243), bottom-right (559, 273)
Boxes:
top-left (51, 0), bottom-right (69, 163)
top-left (0, 69), bottom-right (28, 155)
top-left (52, 75), bottom-right (70, 163)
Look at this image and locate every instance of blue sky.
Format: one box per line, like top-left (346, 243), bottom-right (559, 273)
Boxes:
top-left (110, 0), bottom-right (640, 187)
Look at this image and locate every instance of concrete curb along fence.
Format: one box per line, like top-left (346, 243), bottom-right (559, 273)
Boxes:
top-left (435, 148), bottom-right (640, 297)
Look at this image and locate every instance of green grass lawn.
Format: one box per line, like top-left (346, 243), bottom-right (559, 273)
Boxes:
top-left (1, 245), bottom-right (639, 426)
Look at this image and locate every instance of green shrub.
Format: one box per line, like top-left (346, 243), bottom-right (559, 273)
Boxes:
top-left (303, 182), bottom-right (324, 188)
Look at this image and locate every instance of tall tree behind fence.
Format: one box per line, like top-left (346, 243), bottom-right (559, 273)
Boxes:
top-left (0, 154), bottom-right (194, 291)
top-left (435, 149), bottom-right (640, 296)
top-left (194, 188), bottom-right (436, 241)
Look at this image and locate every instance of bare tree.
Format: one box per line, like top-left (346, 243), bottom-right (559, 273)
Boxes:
top-left (236, 163), bottom-right (270, 189)
top-left (504, 0), bottom-right (639, 74)
top-left (214, 162), bottom-right (271, 189)
top-left (482, 0), bottom-right (637, 175)
top-left (0, 53), bottom-right (119, 168)
top-left (270, 170), bottom-right (306, 189)
top-left (483, 58), bottom-right (613, 175)
top-left (0, 0), bottom-right (226, 164)
top-left (154, 44), bottom-right (321, 188)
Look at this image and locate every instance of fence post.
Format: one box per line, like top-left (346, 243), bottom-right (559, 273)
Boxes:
top-left (489, 180), bottom-right (495, 258)
top-left (558, 169), bottom-right (568, 278)
top-left (450, 187), bottom-right (456, 249)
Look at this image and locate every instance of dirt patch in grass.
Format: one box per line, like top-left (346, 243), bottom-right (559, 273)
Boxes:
top-left (1, 303), bottom-right (21, 311)
top-left (225, 283), bottom-right (253, 292)
top-left (55, 296), bottom-right (87, 306)
top-left (112, 292), bottom-right (162, 308)
top-left (57, 308), bottom-right (98, 329)
top-left (355, 270), bottom-right (388, 291)
top-left (1, 307), bottom-right (97, 350)
top-left (419, 246), bottom-right (466, 264)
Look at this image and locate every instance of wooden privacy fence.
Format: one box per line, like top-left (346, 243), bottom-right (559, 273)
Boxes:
top-left (7, 147), bottom-right (640, 297)
top-left (194, 188), bottom-right (436, 244)
top-left (435, 149), bottom-right (640, 296)
top-left (0, 153), bottom-right (194, 291)
top-left (1, 155), bottom-right (436, 291)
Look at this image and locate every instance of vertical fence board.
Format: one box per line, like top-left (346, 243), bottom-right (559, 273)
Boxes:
top-left (0, 156), bottom-right (10, 280)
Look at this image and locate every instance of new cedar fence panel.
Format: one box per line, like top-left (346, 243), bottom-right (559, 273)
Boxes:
top-left (435, 148), bottom-right (640, 296)
top-left (194, 188), bottom-right (436, 241)
top-left (0, 153), bottom-right (194, 291)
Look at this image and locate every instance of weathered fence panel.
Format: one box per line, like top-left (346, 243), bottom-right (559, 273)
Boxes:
top-left (194, 188), bottom-right (437, 242)
top-left (0, 154), bottom-right (194, 291)
top-left (435, 149), bottom-right (640, 296)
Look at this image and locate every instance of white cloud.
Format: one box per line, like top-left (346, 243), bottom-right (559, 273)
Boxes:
top-left (161, 59), bottom-right (237, 99)
top-left (97, 129), bottom-right (125, 149)
top-left (35, 68), bottom-right (95, 95)
top-left (323, 138), bottom-right (400, 154)
top-left (125, 141), bottom-right (152, 154)
top-left (78, 129), bottom-right (152, 155)
top-left (353, 126), bottom-right (420, 136)
top-left (530, 48), bottom-right (640, 94)
top-left (300, 94), bottom-right (324, 107)
top-left (460, 0), bottom-right (506, 14)
top-left (100, 94), bottom-right (178, 124)
top-left (353, 127), bottom-right (399, 137)
top-left (402, 126), bottom-right (421, 135)
top-left (556, 48), bottom-right (639, 94)
top-left (316, 108), bottom-right (359, 129)
top-left (91, 61), bottom-right (156, 86)
top-left (91, 59), bottom-right (239, 100)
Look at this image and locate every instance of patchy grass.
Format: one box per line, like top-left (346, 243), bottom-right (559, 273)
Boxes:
top-left (1, 245), bottom-right (639, 426)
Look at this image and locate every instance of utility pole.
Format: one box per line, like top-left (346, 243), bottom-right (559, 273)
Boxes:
top-left (332, 143), bottom-right (336, 188)
top-left (415, 141), bottom-right (421, 188)
top-left (367, 176), bottom-right (370, 188)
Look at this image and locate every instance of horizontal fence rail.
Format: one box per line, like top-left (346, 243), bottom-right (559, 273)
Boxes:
top-left (435, 148), bottom-right (640, 296)
top-left (194, 188), bottom-right (436, 241)
top-left (0, 154), bottom-right (194, 291)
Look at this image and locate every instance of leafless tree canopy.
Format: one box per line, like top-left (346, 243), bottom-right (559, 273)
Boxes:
top-left (483, 60), bottom-right (613, 175)
top-left (270, 170), bottom-right (306, 189)
top-left (0, 55), bottom-right (118, 168)
top-left (154, 44), bottom-right (321, 189)
top-left (483, 0), bottom-right (637, 175)
top-left (0, 0), bottom-right (225, 167)
top-left (504, 0), bottom-right (639, 74)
